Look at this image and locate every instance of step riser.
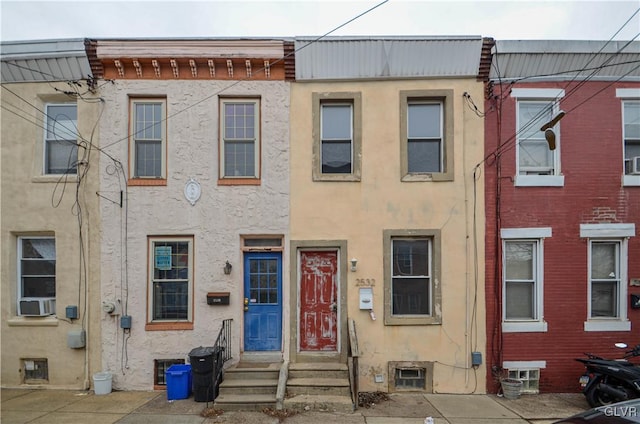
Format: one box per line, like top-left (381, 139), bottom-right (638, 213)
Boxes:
top-left (214, 402), bottom-right (276, 411)
top-left (218, 386), bottom-right (277, 395)
top-left (288, 370), bottom-right (349, 379)
top-left (287, 386), bottom-right (351, 396)
top-left (224, 371), bottom-right (280, 380)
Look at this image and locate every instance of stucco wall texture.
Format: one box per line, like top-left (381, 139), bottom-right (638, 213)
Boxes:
top-left (1, 82), bottom-right (102, 389)
top-left (98, 80), bottom-right (290, 390)
top-left (289, 79), bottom-right (487, 394)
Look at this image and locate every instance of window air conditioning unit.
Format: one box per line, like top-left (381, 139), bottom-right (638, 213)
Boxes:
top-left (19, 298), bottom-right (56, 316)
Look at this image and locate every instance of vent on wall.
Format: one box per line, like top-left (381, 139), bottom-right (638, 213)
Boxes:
top-left (23, 358), bottom-right (48, 384)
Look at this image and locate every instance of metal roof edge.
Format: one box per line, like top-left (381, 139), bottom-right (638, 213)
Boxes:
top-left (295, 35), bottom-right (483, 42)
top-left (1, 38), bottom-right (88, 60)
top-left (493, 39), bottom-right (640, 54)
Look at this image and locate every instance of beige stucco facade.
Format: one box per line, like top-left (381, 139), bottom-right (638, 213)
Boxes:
top-left (289, 78), bottom-right (486, 393)
top-left (1, 81), bottom-right (102, 389)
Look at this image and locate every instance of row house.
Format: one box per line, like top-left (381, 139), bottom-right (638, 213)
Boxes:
top-left (91, 38), bottom-right (294, 392)
top-left (289, 36), bottom-right (489, 395)
top-left (1, 35), bottom-right (490, 402)
top-left (1, 39), bottom-right (102, 388)
top-left (484, 40), bottom-right (640, 393)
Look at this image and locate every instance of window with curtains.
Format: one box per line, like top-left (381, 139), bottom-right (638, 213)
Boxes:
top-left (17, 237), bottom-right (56, 316)
top-left (44, 104), bottom-right (78, 174)
top-left (589, 240), bottom-right (622, 319)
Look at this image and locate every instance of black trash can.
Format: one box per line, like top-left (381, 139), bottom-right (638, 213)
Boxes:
top-left (189, 346), bottom-right (225, 402)
top-left (189, 346), bottom-right (215, 402)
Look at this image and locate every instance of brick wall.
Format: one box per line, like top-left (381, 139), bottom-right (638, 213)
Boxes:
top-left (484, 81), bottom-right (640, 392)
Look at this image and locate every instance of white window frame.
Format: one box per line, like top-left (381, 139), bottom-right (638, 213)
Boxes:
top-left (17, 236), bottom-right (56, 315)
top-left (147, 236), bottom-right (193, 323)
top-left (400, 90), bottom-right (454, 182)
top-left (129, 98), bottom-right (167, 180)
top-left (219, 98), bottom-right (260, 180)
top-left (500, 228), bottom-right (550, 333)
top-left (511, 89), bottom-right (565, 187)
top-left (44, 103), bottom-right (78, 175)
top-left (407, 101), bottom-right (444, 174)
top-left (618, 89), bottom-right (640, 187)
top-left (580, 223), bottom-right (633, 332)
top-left (383, 229), bottom-right (442, 326)
top-left (320, 102), bottom-right (354, 175)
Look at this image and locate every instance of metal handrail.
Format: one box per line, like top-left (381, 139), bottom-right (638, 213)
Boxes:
top-left (211, 318), bottom-right (232, 404)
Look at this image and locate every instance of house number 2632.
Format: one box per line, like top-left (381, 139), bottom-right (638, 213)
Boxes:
top-left (355, 278), bottom-right (375, 287)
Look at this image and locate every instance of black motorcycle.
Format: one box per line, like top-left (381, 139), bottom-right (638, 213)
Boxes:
top-left (576, 343), bottom-right (640, 407)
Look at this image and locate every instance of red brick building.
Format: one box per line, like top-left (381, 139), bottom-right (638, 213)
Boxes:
top-left (484, 40), bottom-right (640, 393)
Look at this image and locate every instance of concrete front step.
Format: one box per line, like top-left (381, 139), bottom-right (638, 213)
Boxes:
top-left (284, 394), bottom-right (355, 413)
top-left (287, 377), bottom-right (351, 396)
top-left (288, 362), bottom-right (349, 379)
top-left (218, 378), bottom-right (278, 395)
top-left (223, 363), bottom-right (281, 380)
top-left (214, 393), bottom-right (277, 411)
top-left (288, 363), bottom-right (349, 381)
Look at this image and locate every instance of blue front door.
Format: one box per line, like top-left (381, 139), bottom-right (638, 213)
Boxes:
top-left (244, 252), bottom-right (282, 351)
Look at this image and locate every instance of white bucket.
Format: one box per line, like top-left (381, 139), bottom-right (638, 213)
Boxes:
top-left (93, 372), bottom-right (112, 395)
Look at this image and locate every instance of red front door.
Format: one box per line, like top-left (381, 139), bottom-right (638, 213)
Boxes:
top-left (299, 251), bottom-right (338, 351)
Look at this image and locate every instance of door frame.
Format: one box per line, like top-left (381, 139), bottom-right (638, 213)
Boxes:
top-left (289, 240), bottom-right (348, 363)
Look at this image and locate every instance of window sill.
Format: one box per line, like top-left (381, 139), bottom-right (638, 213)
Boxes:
top-left (384, 315), bottom-right (442, 326)
top-left (502, 321), bottom-right (548, 333)
top-left (8, 316), bottom-right (60, 327)
top-left (145, 322), bottom-right (193, 331)
top-left (584, 320), bottom-right (631, 332)
top-left (401, 173), bottom-right (453, 182)
top-left (515, 175), bottom-right (564, 187)
top-left (623, 175), bottom-right (640, 186)
top-left (32, 175), bottom-right (78, 183)
top-left (218, 178), bottom-right (261, 186)
top-left (312, 174), bottom-right (361, 182)
top-left (128, 178), bottom-right (167, 186)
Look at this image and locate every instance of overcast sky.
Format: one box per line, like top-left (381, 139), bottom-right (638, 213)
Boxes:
top-left (1, 0), bottom-right (639, 42)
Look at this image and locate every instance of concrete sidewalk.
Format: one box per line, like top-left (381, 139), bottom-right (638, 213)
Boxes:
top-left (1, 388), bottom-right (590, 424)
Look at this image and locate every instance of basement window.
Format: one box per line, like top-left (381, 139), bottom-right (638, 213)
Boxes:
top-left (395, 368), bottom-right (425, 390)
top-left (155, 359), bottom-right (185, 387)
top-left (388, 361), bottom-right (433, 392)
top-left (23, 358), bottom-right (48, 384)
top-left (508, 368), bottom-right (540, 393)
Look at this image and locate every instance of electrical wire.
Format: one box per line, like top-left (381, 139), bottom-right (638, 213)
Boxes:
top-left (100, 0), bottom-right (390, 152)
top-left (483, 8), bottom-right (639, 387)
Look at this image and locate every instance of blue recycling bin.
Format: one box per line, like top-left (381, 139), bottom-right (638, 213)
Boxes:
top-left (166, 364), bottom-right (192, 400)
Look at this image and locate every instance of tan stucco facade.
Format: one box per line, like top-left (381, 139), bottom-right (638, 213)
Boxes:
top-left (1, 81), bottom-right (102, 388)
top-left (289, 78), bottom-right (486, 393)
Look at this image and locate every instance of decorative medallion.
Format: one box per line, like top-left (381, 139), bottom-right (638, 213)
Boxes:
top-left (184, 178), bottom-right (201, 206)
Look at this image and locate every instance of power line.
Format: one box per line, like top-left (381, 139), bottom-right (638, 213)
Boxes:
top-left (101, 0), bottom-right (389, 151)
